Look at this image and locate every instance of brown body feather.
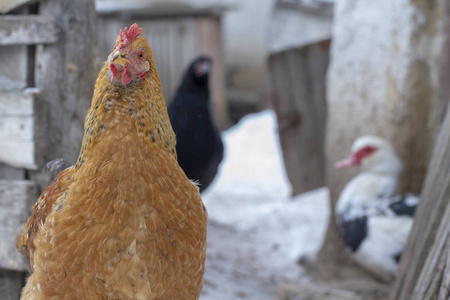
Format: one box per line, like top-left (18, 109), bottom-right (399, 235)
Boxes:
top-left (16, 28), bottom-right (207, 300)
top-left (16, 167), bottom-right (74, 265)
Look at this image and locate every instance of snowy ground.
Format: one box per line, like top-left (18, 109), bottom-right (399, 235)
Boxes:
top-left (199, 110), bottom-right (330, 300)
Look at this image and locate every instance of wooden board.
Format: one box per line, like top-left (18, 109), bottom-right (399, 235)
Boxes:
top-left (0, 270), bottom-right (23, 300)
top-left (0, 180), bottom-right (38, 271)
top-left (96, 1), bottom-right (230, 17)
top-left (198, 16), bottom-right (227, 127)
top-left (0, 15), bottom-right (59, 45)
top-left (31, 0), bottom-right (98, 170)
top-left (0, 45), bottom-right (28, 92)
top-left (0, 91), bottom-right (45, 170)
top-left (412, 201), bottom-right (450, 299)
top-left (0, 0), bottom-right (34, 14)
top-left (268, 40), bottom-right (330, 196)
top-left (0, 163), bottom-right (24, 180)
top-left (390, 104), bottom-right (450, 299)
top-left (0, 116), bottom-right (33, 140)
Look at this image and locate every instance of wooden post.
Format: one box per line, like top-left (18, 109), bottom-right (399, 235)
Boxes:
top-left (0, 270), bottom-right (23, 300)
top-left (0, 180), bottom-right (38, 299)
top-left (0, 90), bottom-right (46, 170)
top-left (389, 84), bottom-right (450, 300)
top-left (198, 16), bottom-right (227, 128)
top-left (0, 181), bottom-right (38, 272)
top-left (35, 0), bottom-right (98, 170)
top-left (437, 0), bottom-right (450, 129)
top-left (268, 40), bottom-right (329, 196)
top-left (0, 0), bottom-right (34, 14)
top-left (412, 199), bottom-right (450, 299)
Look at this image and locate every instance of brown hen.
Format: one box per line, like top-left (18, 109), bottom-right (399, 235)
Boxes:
top-left (16, 24), bottom-right (208, 300)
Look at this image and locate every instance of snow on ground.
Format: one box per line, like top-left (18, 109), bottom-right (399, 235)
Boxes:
top-left (199, 110), bottom-right (330, 300)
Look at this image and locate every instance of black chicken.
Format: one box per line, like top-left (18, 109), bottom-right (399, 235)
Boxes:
top-left (168, 56), bottom-right (224, 192)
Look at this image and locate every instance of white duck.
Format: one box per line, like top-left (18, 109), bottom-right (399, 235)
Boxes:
top-left (335, 136), bottom-right (419, 280)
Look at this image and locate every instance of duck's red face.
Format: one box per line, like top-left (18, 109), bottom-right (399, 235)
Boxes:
top-left (334, 145), bottom-right (378, 169)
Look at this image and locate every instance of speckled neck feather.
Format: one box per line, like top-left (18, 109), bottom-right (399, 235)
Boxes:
top-left (74, 59), bottom-right (176, 170)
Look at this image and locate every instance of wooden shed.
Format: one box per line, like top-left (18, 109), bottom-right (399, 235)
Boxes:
top-left (96, 1), bottom-right (229, 127)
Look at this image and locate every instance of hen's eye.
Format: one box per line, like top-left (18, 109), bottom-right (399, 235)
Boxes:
top-left (138, 52), bottom-right (144, 60)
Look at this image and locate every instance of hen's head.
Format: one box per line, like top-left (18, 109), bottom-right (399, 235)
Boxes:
top-left (108, 24), bottom-right (153, 85)
top-left (334, 135), bottom-right (402, 174)
top-left (187, 56), bottom-right (212, 87)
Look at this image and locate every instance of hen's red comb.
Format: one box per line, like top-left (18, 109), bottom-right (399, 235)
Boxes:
top-left (117, 24), bottom-right (143, 50)
top-left (119, 23), bottom-right (143, 42)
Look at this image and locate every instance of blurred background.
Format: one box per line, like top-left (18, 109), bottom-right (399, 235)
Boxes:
top-left (1, 0), bottom-right (449, 299)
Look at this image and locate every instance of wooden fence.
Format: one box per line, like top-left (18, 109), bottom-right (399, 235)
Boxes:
top-left (0, 0), bottom-right (98, 298)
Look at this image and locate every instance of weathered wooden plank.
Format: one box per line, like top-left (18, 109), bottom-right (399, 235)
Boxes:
top-left (0, 45), bottom-right (27, 92)
top-left (0, 90), bottom-right (36, 133)
top-left (0, 116), bottom-right (33, 140)
top-left (268, 40), bottom-right (329, 196)
top-left (198, 16), bottom-right (227, 128)
top-left (0, 0), bottom-right (34, 14)
top-left (0, 270), bottom-right (23, 300)
top-left (0, 15), bottom-right (59, 45)
top-left (33, 0), bottom-right (97, 172)
top-left (439, 239), bottom-right (450, 299)
top-left (410, 181), bottom-right (450, 299)
top-left (0, 163), bottom-right (24, 180)
top-left (96, 1), bottom-right (231, 17)
top-left (268, 3), bottom-right (332, 53)
top-left (0, 92), bottom-right (34, 115)
top-left (437, 0), bottom-right (450, 129)
top-left (390, 95), bottom-right (450, 299)
top-left (151, 18), bottom-right (198, 103)
top-left (0, 140), bottom-right (37, 170)
top-left (0, 90), bottom-right (45, 170)
top-left (0, 180), bottom-right (38, 271)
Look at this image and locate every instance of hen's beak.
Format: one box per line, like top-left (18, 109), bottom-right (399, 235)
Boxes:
top-left (110, 51), bottom-right (131, 66)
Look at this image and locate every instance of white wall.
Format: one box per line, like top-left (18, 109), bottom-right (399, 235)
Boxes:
top-left (222, 0), bottom-right (276, 91)
top-left (326, 0), bottom-right (444, 199)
